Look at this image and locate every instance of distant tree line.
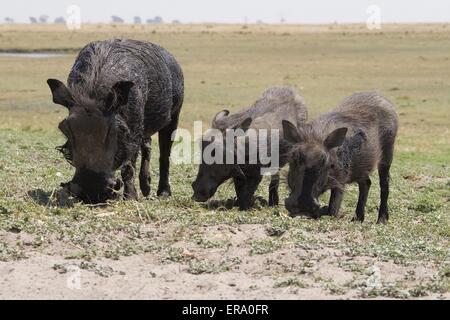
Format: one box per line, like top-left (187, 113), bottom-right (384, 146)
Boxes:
top-left (3, 15), bottom-right (181, 24)
top-left (111, 15), bottom-right (172, 24)
top-left (28, 15), bottom-right (65, 24)
top-left (3, 15), bottom-right (274, 25)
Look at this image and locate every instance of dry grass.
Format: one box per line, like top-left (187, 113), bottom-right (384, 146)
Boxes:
top-left (0, 24), bottom-right (449, 299)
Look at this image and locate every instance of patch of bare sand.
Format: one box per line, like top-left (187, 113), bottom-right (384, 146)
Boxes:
top-left (0, 224), bottom-right (448, 300)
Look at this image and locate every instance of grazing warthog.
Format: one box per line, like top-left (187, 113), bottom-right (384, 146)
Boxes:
top-left (47, 39), bottom-right (184, 203)
top-left (283, 91), bottom-right (398, 223)
top-left (192, 87), bottom-right (308, 210)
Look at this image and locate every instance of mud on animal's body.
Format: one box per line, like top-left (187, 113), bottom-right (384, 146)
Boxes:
top-left (47, 39), bottom-right (184, 203)
top-left (283, 91), bottom-right (398, 223)
top-left (192, 86), bottom-right (309, 210)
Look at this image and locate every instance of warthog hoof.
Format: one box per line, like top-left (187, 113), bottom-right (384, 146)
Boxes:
top-left (351, 215), bottom-right (364, 223)
top-left (157, 189), bottom-right (171, 198)
top-left (376, 215), bottom-right (388, 224)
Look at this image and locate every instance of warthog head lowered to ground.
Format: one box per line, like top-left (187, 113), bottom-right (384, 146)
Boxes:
top-left (191, 113), bottom-right (253, 202)
top-left (283, 120), bottom-right (347, 218)
top-left (48, 79), bottom-right (134, 203)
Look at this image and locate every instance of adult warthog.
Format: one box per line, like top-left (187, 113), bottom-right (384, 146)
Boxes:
top-left (283, 91), bottom-right (398, 223)
top-left (192, 87), bottom-right (308, 210)
top-left (47, 39), bottom-right (184, 203)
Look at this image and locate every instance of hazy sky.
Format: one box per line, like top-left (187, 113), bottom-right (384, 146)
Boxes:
top-left (2, 0), bottom-right (450, 24)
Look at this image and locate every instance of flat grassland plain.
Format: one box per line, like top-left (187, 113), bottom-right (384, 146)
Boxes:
top-left (0, 24), bottom-right (449, 299)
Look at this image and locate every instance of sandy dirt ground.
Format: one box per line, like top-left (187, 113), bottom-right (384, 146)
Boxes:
top-left (1, 224), bottom-right (447, 300)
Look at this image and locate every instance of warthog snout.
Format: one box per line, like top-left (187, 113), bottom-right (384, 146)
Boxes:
top-left (284, 195), bottom-right (320, 219)
top-left (61, 176), bottom-right (122, 204)
top-left (191, 181), bottom-right (216, 202)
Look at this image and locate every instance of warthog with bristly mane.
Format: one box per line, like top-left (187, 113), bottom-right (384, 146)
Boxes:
top-left (283, 91), bottom-right (398, 223)
top-left (47, 39), bottom-right (184, 203)
top-left (192, 86), bottom-right (308, 210)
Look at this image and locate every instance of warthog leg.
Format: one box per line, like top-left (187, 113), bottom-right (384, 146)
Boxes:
top-left (121, 153), bottom-right (138, 200)
top-left (139, 137), bottom-right (152, 197)
top-left (157, 110), bottom-right (181, 197)
top-left (327, 188), bottom-right (344, 218)
top-left (377, 139), bottom-right (394, 224)
top-left (352, 178), bottom-right (371, 222)
top-left (377, 164), bottom-right (391, 224)
top-left (268, 173), bottom-right (280, 206)
top-left (234, 175), bottom-right (263, 210)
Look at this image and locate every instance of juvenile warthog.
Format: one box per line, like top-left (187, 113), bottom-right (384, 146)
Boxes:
top-left (192, 87), bottom-right (308, 210)
top-left (283, 91), bottom-right (398, 223)
top-left (47, 39), bottom-right (184, 203)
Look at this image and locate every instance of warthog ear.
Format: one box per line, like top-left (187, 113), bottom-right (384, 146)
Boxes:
top-left (232, 117), bottom-right (252, 132)
top-left (212, 109), bottom-right (230, 128)
top-left (282, 120), bottom-right (301, 143)
top-left (106, 81), bottom-right (134, 112)
top-left (47, 79), bottom-right (74, 108)
top-left (324, 127), bottom-right (348, 150)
